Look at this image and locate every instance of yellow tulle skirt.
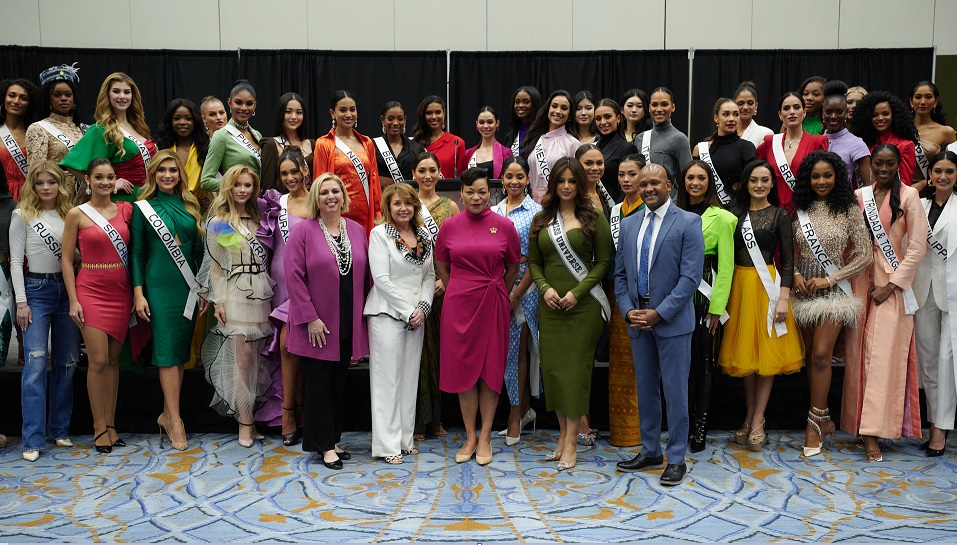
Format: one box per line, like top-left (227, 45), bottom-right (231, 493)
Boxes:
top-left (718, 265), bottom-right (805, 377)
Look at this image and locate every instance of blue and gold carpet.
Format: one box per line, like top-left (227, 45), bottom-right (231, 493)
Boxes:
top-left (0, 430), bottom-right (955, 542)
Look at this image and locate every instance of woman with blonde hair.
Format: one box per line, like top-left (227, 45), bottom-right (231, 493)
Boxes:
top-left (12, 161), bottom-right (81, 461)
top-left (60, 72), bottom-right (155, 202)
top-left (199, 164), bottom-right (275, 447)
top-left (131, 149), bottom-right (205, 450)
top-left (365, 182), bottom-right (435, 464)
top-left (285, 172), bottom-right (371, 469)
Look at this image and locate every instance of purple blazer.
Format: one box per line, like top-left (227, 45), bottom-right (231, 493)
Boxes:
top-left (284, 216), bottom-right (370, 361)
top-left (464, 141), bottom-right (514, 179)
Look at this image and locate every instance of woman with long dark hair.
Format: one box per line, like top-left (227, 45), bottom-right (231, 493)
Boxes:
top-left (411, 95), bottom-right (466, 179)
top-left (620, 89), bottom-right (651, 143)
top-left (790, 150), bottom-right (872, 457)
top-left (718, 159), bottom-right (804, 452)
top-left (1, 78), bottom-right (40, 200)
top-left (504, 86), bottom-right (542, 157)
top-left (914, 151), bottom-right (957, 457)
top-left (528, 157), bottom-right (612, 470)
top-left (521, 90), bottom-right (580, 203)
top-left (26, 64), bottom-right (84, 202)
top-left (910, 81), bottom-right (956, 160)
top-left (851, 91), bottom-right (922, 190)
top-left (594, 98), bottom-right (637, 203)
top-left (692, 98), bottom-right (755, 202)
top-left (260, 92), bottom-right (314, 193)
top-left (843, 143), bottom-right (927, 462)
top-left (675, 160), bottom-right (738, 452)
top-left (313, 90), bottom-right (382, 234)
top-left (573, 91), bottom-right (598, 145)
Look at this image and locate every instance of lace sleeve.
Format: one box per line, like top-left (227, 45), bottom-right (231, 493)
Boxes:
top-left (827, 210), bottom-right (873, 285)
top-left (25, 125), bottom-right (50, 169)
top-left (775, 207), bottom-right (795, 288)
top-left (197, 219), bottom-right (231, 305)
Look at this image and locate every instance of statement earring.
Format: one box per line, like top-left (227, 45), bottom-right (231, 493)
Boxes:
top-left (331, 117), bottom-right (336, 128)
top-left (85, 184), bottom-right (91, 196)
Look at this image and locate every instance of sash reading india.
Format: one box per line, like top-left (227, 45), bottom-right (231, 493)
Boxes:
top-left (419, 204), bottom-right (439, 241)
top-left (742, 213), bottom-right (787, 337)
top-left (136, 201), bottom-right (200, 319)
top-left (860, 185), bottom-right (919, 314)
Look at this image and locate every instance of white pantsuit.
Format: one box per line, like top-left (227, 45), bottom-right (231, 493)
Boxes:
top-left (914, 194), bottom-right (957, 430)
top-left (364, 223), bottom-right (436, 457)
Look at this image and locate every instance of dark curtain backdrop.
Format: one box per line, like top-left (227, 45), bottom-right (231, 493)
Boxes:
top-left (0, 46), bottom-right (934, 155)
top-left (449, 50), bottom-right (690, 149)
top-left (692, 48), bottom-right (935, 145)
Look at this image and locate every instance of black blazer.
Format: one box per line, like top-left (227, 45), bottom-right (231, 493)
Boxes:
top-left (598, 133), bottom-right (638, 203)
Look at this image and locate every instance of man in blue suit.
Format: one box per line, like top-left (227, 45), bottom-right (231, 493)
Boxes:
top-left (614, 163), bottom-right (704, 486)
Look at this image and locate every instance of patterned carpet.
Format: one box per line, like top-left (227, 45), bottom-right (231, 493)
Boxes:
top-left (0, 429), bottom-right (955, 542)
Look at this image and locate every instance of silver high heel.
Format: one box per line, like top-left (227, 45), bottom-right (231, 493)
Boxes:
top-left (498, 408), bottom-right (537, 438)
top-left (803, 406), bottom-right (834, 457)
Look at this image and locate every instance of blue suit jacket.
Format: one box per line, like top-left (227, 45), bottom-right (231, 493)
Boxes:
top-left (613, 201), bottom-right (704, 338)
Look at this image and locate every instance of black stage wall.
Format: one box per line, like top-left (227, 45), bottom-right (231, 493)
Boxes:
top-left (0, 46), bottom-right (934, 149)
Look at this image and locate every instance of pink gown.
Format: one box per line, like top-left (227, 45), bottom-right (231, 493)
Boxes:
top-left (435, 207), bottom-right (521, 393)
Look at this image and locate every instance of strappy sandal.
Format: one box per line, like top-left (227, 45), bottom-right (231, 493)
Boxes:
top-left (733, 420), bottom-right (751, 446)
top-left (747, 419), bottom-right (766, 452)
top-left (384, 454), bottom-right (403, 464)
top-left (863, 435), bottom-right (883, 462)
top-left (803, 406), bottom-right (834, 457)
top-left (545, 451), bottom-right (563, 461)
top-left (401, 447), bottom-right (418, 455)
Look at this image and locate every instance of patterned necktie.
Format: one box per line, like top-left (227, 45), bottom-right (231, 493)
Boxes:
top-left (637, 212), bottom-right (655, 297)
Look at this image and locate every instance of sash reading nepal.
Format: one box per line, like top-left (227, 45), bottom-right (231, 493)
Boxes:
top-left (136, 200), bottom-right (200, 319)
top-left (335, 136), bottom-right (370, 204)
top-left (860, 185), bottom-right (919, 315)
top-left (742, 212), bottom-right (787, 337)
top-left (796, 208), bottom-right (853, 297)
top-left (547, 213), bottom-right (610, 321)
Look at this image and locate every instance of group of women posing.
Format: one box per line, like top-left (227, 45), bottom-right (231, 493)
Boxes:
top-left (2, 64), bottom-right (952, 467)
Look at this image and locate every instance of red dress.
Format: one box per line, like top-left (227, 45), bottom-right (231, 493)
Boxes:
top-left (76, 202), bottom-right (134, 342)
top-left (0, 143), bottom-right (26, 200)
top-left (427, 132), bottom-right (467, 179)
top-left (872, 132), bottom-right (917, 186)
top-left (756, 132), bottom-right (829, 212)
top-left (434, 207), bottom-right (521, 393)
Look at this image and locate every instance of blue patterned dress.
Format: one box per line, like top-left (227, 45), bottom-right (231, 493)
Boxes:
top-left (493, 195), bottom-right (543, 405)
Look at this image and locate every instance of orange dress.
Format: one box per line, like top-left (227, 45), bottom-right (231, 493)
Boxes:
top-left (312, 129), bottom-right (382, 235)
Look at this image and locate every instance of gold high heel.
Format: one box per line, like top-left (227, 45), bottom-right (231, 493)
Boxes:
top-left (803, 407), bottom-right (834, 457)
top-left (733, 420), bottom-right (751, 445)
top-left (157, 414), bottom-right (188, 451)
top-left (747, 419), bottom-right (766, 452)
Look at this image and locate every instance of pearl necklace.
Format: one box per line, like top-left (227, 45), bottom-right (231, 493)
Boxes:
top-left (319, 217), bottom-right (352, 276)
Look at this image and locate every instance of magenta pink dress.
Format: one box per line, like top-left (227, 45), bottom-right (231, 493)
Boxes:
top-left (76, 202), bottom-right (133, 342)
top-left (435, 207), bottom-right (521, 393)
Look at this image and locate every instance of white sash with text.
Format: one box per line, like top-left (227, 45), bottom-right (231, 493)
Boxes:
top-left (796, 208), bottom-right (853, 297)
top-left (697, 141), bottom-right (732, 204)
top-left (0, 124), bottom-right (28, 178)
top-left (860, 185), bottom-right (919, 314)
top-left (770, 134), bottom-right (797, 190)
top-left (335, 136), bottom-right (370, 204)
top-left (547, 214), bottom-right (610, 321)
top-left (742, 213), bottom-right (787, 337)
top-left (373, 137), bottom-right (404, 184)
top-left (135, 200), bottom-right (200, 319)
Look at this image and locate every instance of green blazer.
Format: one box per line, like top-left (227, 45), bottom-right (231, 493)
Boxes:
top-left (702, 205), bottom-right (737, 316)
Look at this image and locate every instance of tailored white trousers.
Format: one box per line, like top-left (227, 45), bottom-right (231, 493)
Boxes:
top-left (914, 285), bottom-right (957, 430)
top-left (369, 314), bottom-right (425, 457)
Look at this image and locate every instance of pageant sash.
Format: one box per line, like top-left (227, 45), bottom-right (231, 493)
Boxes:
top-left (36, 120), bottom-right (75, 151)
top-left (697, 142), bottom-right (732, 205)
top-left (237, 221), bottom-right (268, 270)
top-left (547, 214), bottom-right (610, 321)
top-left (610, 203), bottom-right (622, 249)
top-left (927, 224), bottom-right (948, 263)
top-left (0, 124), bottom-right (28, 178)
top-left (373, 137), bottom-right (404, 184)
top-left (120, 127), bottom-right (151, 173)
top-left (278, 193), bottom-right (290, 244)
top-left (915, 140), bottom-right (930, 180)
top-left (596, 182), bottom-right (616, 210)
top-left (335, 136), bottom-right (370, 204)
top-left (467, 153), bottom-right (477, 168)
top-left (29, 218), bottom-right (62, 261)
top-left (770, 134), bottom-right (797, 190)
top-left (696, 271), bottom-right (730, 324)
top-left (135, 200), bottom-right (200, 319)
top-left (419, 203), bottom-right (439, 241)
top-left (78, 203), bottom-right (128, 267)
top-left (796, 209), bottom-right (853, 297)
top-left (224, 124), bottom-right (261, 162)
top-left (639, 131), bottom-right (651, 163)
top-left (511, 134), bottom-right (521, 157)
top-left (532, 139), bottom-right (550, 182)
top-left (860, 185), bottom-right (919, 314)
top-left (742, 213), bottom-right (787, 337)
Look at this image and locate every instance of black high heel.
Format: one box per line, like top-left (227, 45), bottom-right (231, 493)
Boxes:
top-left (93, 430), bottom-right (113, 454)
top-left (107, 426), bottom-right (126, 447)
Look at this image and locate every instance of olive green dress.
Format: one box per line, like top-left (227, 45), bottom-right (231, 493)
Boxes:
top-left (528, 214), bottom-right (612, 417)
top-left (130, 191), bottom-right (204, 367)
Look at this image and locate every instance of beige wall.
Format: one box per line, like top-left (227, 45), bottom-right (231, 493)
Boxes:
top-left (0, 0), bottom-right (952, 53)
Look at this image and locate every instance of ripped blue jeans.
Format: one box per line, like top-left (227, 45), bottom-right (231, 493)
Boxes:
top-left (20, 276), bottom-right (80, 451)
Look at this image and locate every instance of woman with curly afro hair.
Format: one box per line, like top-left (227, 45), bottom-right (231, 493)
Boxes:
top-left (790, 150), bottom-right (873, 457)
top-left (850, 91), bottom-right (923, 191)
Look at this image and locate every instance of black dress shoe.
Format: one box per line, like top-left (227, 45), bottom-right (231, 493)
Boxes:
top-left (321, 457), bottom-right (343, 470)
top-left (659, 463), bottom-right (687, 486)
top-left (337, 451), bottom-right (351, 461)
top-left (617, 454), bottom-right (664, 472)
top-left (919, 439), bottom-right (930, 451)
top-left (926, 445), bottom-right (946, 457)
